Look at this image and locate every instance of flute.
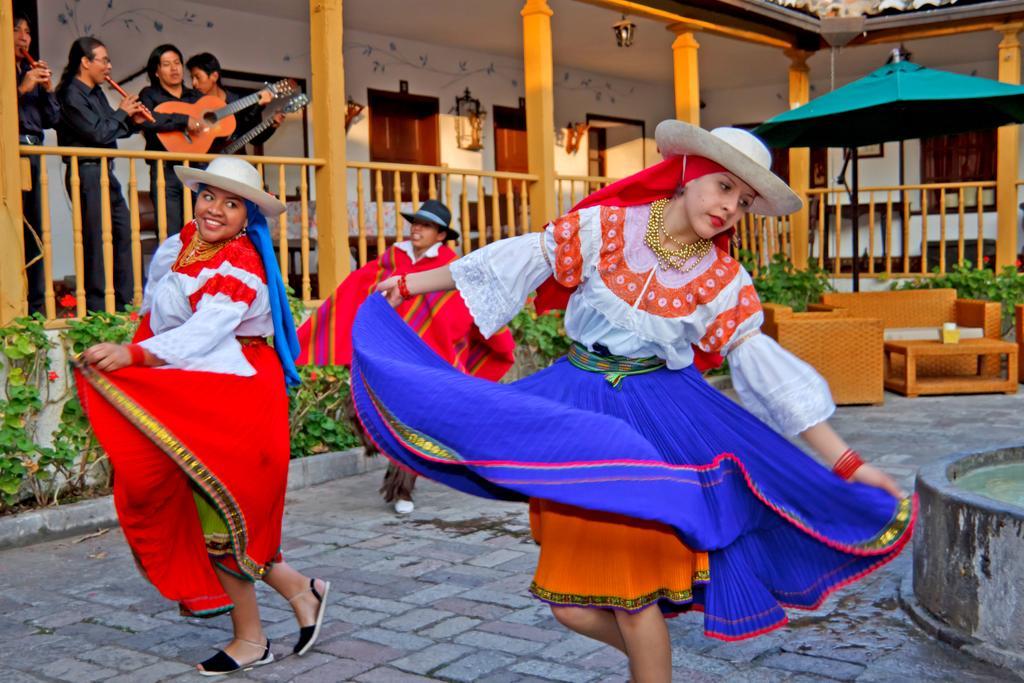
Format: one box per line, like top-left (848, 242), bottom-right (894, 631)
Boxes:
top-left (105, 75), bottom-right (156, 123)
top-left (19, 47), bottom-right (40, 69)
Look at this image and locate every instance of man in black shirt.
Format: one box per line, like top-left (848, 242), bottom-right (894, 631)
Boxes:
top-left (14, 13), bottom-right (60, 315)
top-left (139, 44), bottom-right (204, 236)
top-left (56, 36), bottom-right (147, 312)
top-left (186, 53), bottom-right (283, 155)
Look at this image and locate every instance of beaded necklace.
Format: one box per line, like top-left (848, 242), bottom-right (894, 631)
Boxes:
top-left (174, 228), bottom-right (248, 270)
top-left (643, 198), bottom-right (712, 272)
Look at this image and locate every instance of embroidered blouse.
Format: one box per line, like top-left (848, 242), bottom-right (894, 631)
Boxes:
top-left (139, 221), bottom-right (273, 376)
top-left (449, 204), bottom-right (834, 435)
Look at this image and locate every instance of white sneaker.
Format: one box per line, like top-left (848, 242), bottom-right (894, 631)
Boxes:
top-left (394, 499), bottom-right (415, 515)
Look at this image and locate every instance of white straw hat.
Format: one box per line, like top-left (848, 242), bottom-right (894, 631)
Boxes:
top-left (655, 120), bottom-right (802, 216)
top-left (175, 157), bottom-right (286, 217)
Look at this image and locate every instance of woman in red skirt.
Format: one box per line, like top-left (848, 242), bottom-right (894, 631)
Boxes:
top-left (75, 157), bottom-right (329, 675)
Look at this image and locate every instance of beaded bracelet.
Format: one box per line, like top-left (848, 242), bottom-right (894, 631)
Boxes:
top-left (126, 344), bottom-right (147, 367)
top-left (397, 274), bottom-right (411, 299)
top-left (832, 448), bottom-right (865, 480)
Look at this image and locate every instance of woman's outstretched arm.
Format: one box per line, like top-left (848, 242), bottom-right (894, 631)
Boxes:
top-left (376, 266), bottom-right (456, 306)
top-left (800, 422), bottom-right (905, 499)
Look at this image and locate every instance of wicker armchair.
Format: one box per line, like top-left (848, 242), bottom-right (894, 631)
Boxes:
top-left (1015, 304), bottom-right (1024, 383)
top-left (812, 289), bottom-right (1001, 377)
top-left (762, 303), bottom-right (885, 405)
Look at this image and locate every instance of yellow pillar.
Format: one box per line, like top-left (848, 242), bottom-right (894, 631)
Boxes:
top-left (309, 0), bottom-right (350, 292)
top-left (0, 0), bottom-right (26, 323)
top-left (786, 49), bottom-right (811, 268)
top-left (669, 26), bottom-right (700, 125)
top-left (996, 22), bottom-right (1023, 270)
top-left (521, 0), bottom-right (556, 227)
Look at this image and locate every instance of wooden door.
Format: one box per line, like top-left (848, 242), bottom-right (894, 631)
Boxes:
top-left (494, 104), bottom-right (527, 194)
top-left (368, 89), bottom-right (439, 201)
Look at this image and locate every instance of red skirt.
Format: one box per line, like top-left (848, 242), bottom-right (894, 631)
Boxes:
top-left (74, 341), bottom-right (290, 616)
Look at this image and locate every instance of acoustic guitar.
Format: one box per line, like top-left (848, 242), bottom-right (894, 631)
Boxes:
top-left (155, 79), bottom-right (298, 154)
top-left (222, 93), bottom-right (310, 155)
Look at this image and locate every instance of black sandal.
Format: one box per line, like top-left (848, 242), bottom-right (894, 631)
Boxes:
top-left (197, 637), bottom-right (273, 676)
top-left (289, 578), bottom-right (331, 655)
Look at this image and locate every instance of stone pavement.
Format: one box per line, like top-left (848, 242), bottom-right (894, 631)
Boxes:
top-left (2, 390), bottom-right (1024, 682)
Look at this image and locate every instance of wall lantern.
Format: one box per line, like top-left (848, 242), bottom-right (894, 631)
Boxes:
top-left (612, 15), bottom-right (636, 48)
top-left (564, 122), bottom-right (590, 154)
top-left (345, 95), bottom-right (365, 131)
top-left (454, 87), bottom-right (486, 151)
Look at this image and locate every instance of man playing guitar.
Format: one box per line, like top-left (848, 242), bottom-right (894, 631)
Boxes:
top-left (140, 43), bottom-right (204, 236)
top-left (186, 53), bottom-right (285, 155)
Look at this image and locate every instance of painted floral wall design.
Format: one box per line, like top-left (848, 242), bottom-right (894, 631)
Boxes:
top-left (56, 0), bottom-right (214, 37)
top-left (333, 39), bottom-right (636, 104)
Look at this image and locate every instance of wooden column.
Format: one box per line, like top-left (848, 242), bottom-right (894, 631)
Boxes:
top-left (669, 26), bottom-right (700, 125)
top-left (997, 22), bottom-right (1023, 270)
top-left (521, 0), bottom-right (556, 228)
top-left (0, 0), bottom-right (26, 322)
top-left (309, 0), bottom-right (350, 291)
top-left (786, 49), bottom-right (812, 268)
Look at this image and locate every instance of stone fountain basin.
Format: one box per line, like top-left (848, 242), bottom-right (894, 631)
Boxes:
top-left (908, 445), bottom-right (1024, 672)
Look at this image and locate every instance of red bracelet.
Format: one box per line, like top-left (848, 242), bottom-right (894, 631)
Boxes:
top-left (126, 344), bottom-right (147, 367)
top-left (397, 274), bottom-right (411, 299)
top-left (832, 448), bottom-right (865, 480)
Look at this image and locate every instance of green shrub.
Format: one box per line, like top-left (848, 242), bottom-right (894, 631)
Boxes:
top-left (288, 365), bottom-right (361, 457)
top-left (739, 251), bottom-right (834, 312)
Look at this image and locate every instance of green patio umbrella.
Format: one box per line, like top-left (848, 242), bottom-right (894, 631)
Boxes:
top-left (754, 60), bottom-right (1024, 289)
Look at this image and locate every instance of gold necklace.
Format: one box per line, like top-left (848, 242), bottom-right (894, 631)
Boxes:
top-left (174, 228), bottom-right (248, 270)
top-left (643, 198), bottom-right (712, 272)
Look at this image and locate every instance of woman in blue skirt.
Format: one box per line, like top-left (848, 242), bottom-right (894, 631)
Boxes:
top-left (351, 121), bottom-right (913, 683)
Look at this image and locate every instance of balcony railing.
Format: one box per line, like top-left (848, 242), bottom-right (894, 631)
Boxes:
top-left (19, 145), bottom-right (323, 322)
top-left (345, 162), bottom-right (538, 268)
top-left (803, 181), bottom-right (999, 277)
top-left (554, 174), bottom-right (617, 216)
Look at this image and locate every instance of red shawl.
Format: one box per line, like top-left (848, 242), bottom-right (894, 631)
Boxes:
top-left (298, 245), bottom-right (515, 381)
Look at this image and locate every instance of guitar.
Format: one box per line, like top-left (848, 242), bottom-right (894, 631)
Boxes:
top-left (155, 79), bottom-right (298, 154)
top-left (222, 93), bottom-right (310, 155)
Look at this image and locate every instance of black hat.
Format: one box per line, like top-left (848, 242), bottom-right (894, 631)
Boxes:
top-left (401, 199), bottom-right (458, 241)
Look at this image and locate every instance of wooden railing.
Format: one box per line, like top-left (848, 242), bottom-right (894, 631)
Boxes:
top-left (800, 181), bottom-right (999, 278)
top-left (19, 145), bottom-right (323, 322)
top-left (554, 174), bottom-right (618, 217)
top-left (345, 162), bottom-right (538, 268)
top-left (734, 214), bottom-right (793, 275)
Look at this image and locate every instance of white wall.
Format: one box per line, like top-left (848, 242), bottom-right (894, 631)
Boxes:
top-left (342, 27), bottom-right (672, 172)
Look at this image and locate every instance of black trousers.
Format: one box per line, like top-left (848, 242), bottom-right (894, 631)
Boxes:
top-left (65, 161), bottom-right (134, 312)
top-left (22, 154), bottom-right (46, 314)
top-left (148, 160), bottom-right (185, 236)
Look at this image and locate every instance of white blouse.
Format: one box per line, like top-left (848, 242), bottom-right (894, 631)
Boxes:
top-left (449, 204), bottom-right (834, 435)
top-left (138, 224), bottom-right (274, 376)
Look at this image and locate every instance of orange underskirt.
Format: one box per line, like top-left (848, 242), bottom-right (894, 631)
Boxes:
top-left (528, 499), bottom-right (710, 611)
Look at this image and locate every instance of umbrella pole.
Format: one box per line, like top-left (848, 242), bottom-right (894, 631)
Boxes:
top-left (851, 146), bottom-right (861, 292)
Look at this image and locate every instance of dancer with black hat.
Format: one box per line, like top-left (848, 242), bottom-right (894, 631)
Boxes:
top-left (297, 199), bottom-right (515, 514)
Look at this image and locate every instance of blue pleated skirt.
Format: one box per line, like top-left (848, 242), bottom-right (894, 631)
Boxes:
top-left (351, 294), bottom-right (915, 640)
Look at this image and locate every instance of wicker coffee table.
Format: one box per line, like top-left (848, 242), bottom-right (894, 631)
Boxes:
top-left (883, 338), bottom-right (1018, 397)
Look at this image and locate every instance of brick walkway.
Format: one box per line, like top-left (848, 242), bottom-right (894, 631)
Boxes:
top-left (2, 390), bottom-right (1023, 681)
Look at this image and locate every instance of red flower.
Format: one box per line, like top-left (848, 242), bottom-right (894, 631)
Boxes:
top-left (983, 256), bottom-right (991, 264)
top-left (309, 371), bottom-right (318, 381)
top-left (48, 371), bottom-right (58, 382)
top-left (59, 294), bottom-right (77, 308)
top-left (1017, 259), bottom-right (1022, 268)
top-left (129, 311), bottom-right (139, 322)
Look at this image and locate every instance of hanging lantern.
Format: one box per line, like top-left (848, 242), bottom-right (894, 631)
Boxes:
top-left (454, 88), bottom-right (486, 151)
top-left (612, 15), bottom-right (636, 48)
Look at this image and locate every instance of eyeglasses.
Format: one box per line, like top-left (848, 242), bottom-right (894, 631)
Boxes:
top-left (89, 56), bottom-right (112, 65)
